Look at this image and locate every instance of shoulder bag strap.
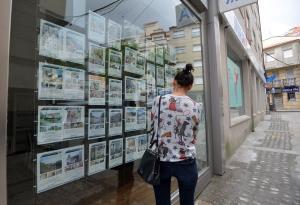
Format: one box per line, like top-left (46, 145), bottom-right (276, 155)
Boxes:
top-left (150, 95), bottom-right (162, 148)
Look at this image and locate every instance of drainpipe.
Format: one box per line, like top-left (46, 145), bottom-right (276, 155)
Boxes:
top-left (249, 60), bottom-right (255, 132)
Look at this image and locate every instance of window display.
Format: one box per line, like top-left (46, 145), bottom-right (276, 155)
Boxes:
top-left (63, 145), bottom-right (85, 183)
top-left (124, 47), bottom-right (137, 74)
top-left (38, 63), bottom-right (63, 100)
top-left (88, 43), bottom-right (106, 75)
top-left (7, 1), bottom-right (208, 205)
top-left (88, 141), bottom-right (106, 175)
top-left (107, 19), bottom-right (122, 50)
top-left (108, 109), bottom-right (123, 136)
top-left (125, 134), bottom-right (147, 163)
top-left (39, 20), bottom-right (64, 60)
top-left (108, 49), bottom-right (122, 78)
top-left (88, 11), bottom-right (106, 44)
top-left (37, 145), bottom-right (84, 193)
top-left (109, 138), bottom-right (123, 168)
top-left (38, 63), bottom-right (85, 100)
top-left (156, 66), bottom-right (165, 86)
top-left (125, 136), bottom-right (137, 163)
top-left (136, 53), bottom-right (146, 76)
top-left (108, 78), bottom-right (123, 105)
top-left (125, 77), bottom-right (146, 102)
top-left (88, 75), bottom-right (106, 105)
top-left (64, 29), bottom-right (85, 64)
top-left (156, 46), bottom-right (165, 66)
top-left (88, 109), bottom-right (106, 139)
top-left (125, 107), bottom-right (146, 131)
top-left (227, 56), bottom-right (245, 118)
top-left (146, 62), bottom-right (156, 85)
top-left (63, 67), bottom-right (85, 100)
top-left (37, 106), bottom-right (84, 145)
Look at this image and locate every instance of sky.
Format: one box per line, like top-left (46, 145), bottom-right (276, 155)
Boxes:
top-left (258, 0), bottom-right (300, 40)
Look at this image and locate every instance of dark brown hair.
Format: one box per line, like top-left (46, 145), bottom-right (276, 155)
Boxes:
top-left (174, 64), bottom-right (194, 87)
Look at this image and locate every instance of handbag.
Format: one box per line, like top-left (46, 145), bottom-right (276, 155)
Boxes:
top-left (137, 96), bottom-right (162, 185)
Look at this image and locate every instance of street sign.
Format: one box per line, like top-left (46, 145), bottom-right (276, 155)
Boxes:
top-left (219, 0), bottom-right (258, 13)
top-left (282, 86), bottom-right (299, 93)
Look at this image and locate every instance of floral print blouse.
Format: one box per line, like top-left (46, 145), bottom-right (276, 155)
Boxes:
top-left (150, 94), bottom-right (202, 162)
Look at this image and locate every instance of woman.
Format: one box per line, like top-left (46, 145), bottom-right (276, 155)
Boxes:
top-left (151, 64), bottom-right (202, 205)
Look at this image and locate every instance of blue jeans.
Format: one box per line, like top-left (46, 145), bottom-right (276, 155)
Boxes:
top-left (153, 159), bottom-right (198, 205)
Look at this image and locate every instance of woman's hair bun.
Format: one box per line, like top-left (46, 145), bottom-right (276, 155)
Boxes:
top-left (174, 63), bottom-right (194, 87)
top-left (183, 63), bottom-right (194, 74)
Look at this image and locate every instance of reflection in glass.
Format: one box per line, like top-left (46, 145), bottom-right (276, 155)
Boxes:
top-left (7, 0), bottom-right (208, 204)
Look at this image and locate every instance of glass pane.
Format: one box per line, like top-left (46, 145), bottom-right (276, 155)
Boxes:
top-left (7, 0), bottom-right (208, 204)
top-left (227, 46), bottom-right (245, 119)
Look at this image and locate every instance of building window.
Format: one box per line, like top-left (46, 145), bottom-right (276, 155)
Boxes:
top-left (288, 93), bottom-right (296, 101)
top-left (193, 60), bottom-right (202, 68)
top-left (265, 53), bottom-right (274, 62)
top-left (283, 48), bottom-right (293, 58)
top-left (191, 27), bottom-right (200, 37)
top-left (176, 61), bottom-right (186, 69)
top-left (153, 35), bottom-right (164, 41)
top-left (195, 77), bottom-right (203, 85)
top-left (192, 44), bottom-right (201, 52)
top-left (286, 68), bottom-right (294, 78)
top-left (227, 57), bottom-right (244, 119)
top-left (175, 46), bottom-right (185, 54)
top-left (172, 30), bottom-right (185, 38)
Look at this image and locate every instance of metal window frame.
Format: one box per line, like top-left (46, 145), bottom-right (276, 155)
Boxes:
top-left (0, 1), bottom-right (12, 205)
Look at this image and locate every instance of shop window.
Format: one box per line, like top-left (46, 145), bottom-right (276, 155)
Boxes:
top-left (173, 30), bottom-right (185, 38)
top-left (283, 48), bottom-right (293, 58)
top-left (192, 44), bottom-right (201, 52)
top-left (227, 57), bottom-right (245, 119)
top-left (7, 0), bottom-right (208, 204)
top-left (191, 27), bottom-right (200, 37)
top-left (288, 93), bottom-right (296, 101)
top-left (256, 78), bottom-right (260, 112)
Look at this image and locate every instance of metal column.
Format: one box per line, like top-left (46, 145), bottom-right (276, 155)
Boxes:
top-left (205, 0), bottom-right (225, 175)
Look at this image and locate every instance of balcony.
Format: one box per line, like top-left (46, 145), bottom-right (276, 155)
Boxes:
top-left (283, 78), bottom-right (296, 86)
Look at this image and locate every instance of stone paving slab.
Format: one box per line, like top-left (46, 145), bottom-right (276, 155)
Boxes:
top-left (198, 112), bottom-right (300, 205)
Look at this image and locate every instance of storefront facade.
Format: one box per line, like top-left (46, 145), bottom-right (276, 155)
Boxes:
top-left (0, 1), bottom-right (265, 205)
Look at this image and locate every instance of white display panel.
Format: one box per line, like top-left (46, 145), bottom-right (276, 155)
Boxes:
top-left (108, 19), bottom-right (122, 50)
top-left (108, 109), bottom-right (123, 136)
top-left (124, 47), bottom-right (137, 74)
top-left (88, 75), bottom-right (106, 105)
top-left (37, 145), bottom-right (84, 193)
top-left (108, 78), bottom-right (122, 105)
top-left (88, 43), bottom-right (106, 75)
top-left (88, 11), bottom-right (106, 44)
top-left (88, 109), bottom-right (106, 139)
top-left (38, 106), bottom-right (84, 145)
top-left (108, 49), bottom-right (122, 78)
top-left (109, 138), bottom-right (123, 168)
top-left (88, 141), bottom-right (106, 175)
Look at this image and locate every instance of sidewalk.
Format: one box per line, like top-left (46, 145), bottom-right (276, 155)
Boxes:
top-left (196, 112), bottom-right (300, 205)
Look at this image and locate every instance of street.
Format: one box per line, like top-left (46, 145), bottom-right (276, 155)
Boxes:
top-left (197, 112), bottom-right (300, 205)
